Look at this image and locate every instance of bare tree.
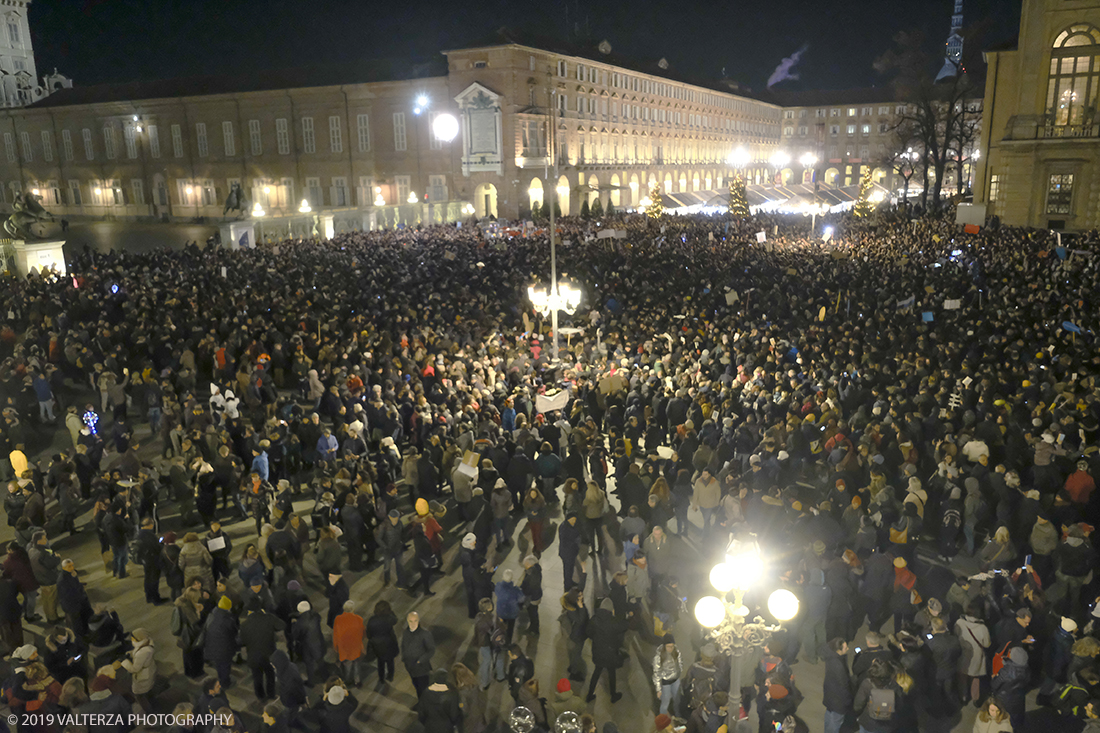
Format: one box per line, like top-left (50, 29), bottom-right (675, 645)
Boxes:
top-left (877, 119), bottom-right (922, 201)
top-left (875, 29), bottom-right (982, 209)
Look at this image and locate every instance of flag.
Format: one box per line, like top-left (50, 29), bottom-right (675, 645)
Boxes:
top-left (896, 295), bottom-right (915, 310)
top-left (1063, 321), bottom-right (1082, 334)
top-left (238, 231), bottom-right (250, 248)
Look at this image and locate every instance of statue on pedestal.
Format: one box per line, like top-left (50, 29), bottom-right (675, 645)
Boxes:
top-left (4, 192), bottom-right (54, 239)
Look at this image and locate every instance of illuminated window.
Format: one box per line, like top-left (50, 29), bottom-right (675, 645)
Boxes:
top-left (1046, 173), bottom-right (1074, 214)
top-left (1046, 24), bottom-right (1100, 125)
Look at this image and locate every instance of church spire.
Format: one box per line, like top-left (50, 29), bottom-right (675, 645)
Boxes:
top-left (935, 0), bottom-right (965, 82)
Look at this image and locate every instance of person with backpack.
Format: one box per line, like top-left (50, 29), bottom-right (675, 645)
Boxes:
top-left (679, 644), bottom-right (719, 719)
top-left (991, 646), bottom-right (1030, 732)
top-left (685, 690), bottom-right (729, 733)
top-left (474, 598), bottom-right (506, 689)
top-left (854, 658), bottom-right (900, 733)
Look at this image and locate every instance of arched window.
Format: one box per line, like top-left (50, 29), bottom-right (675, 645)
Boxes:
top-left (1047, 24), bottom-right (1100, 126)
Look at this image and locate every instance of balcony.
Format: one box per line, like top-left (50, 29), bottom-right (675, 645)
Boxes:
top-left (1004, 114), bottom-right (1100, 141)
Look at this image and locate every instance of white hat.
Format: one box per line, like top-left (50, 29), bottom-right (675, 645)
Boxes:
top-left (297, 601), bottom-right (311, 613)
top-left (749, 455), bottom-right (761, 465)
top-left (1061, 617), bottom-right (1078, 632)
top-left (1043, 433), bottom-right (1056, 444)
top-left (777, 451), bottom-right (789, 461)
top-left (11, 644), bottom-right (36, 661)
top-left (326, 685), bottom-right (347, 704)
top-left (462, 533), bottom-right (477, 550)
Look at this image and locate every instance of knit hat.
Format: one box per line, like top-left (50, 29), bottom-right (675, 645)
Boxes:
top-left (415, 498), bottom-right (429, 516)
top-left (298, 601), bottom-right (311, 613)
top-left (1009, 647), bottom-right (1028, 665)
top-left (287, 580), bottom-right (301, 591)
top-left (218, 595), bottom-right (232, 611)
top-left (768, 684), bottom-right (789, 699)
top-left (777, 450), bottom-right (789, 461)
top-left (556, 678), bottom-right (571, 694)
top-left (812, 541), bottom-right (826, 555)
top-left (326, 685), bottom-right (347, 704)
top-left (1061, 617), bottom-right (1078, 633)
top-left (462, 533), bottom-right (477, 550)
top-left (893, 557), bottom-right (907, 568)
top-left (655, 714), bottom-right (672, 731)
top-left (662, 633), bottom-right (675, 644)
top-left (11, 644), bottom-right (36, 661)
top-left (388, 509), bottom-right (401, 519)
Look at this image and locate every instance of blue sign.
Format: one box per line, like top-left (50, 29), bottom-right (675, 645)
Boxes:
top-left (921, 311), bottom-right (934, 322)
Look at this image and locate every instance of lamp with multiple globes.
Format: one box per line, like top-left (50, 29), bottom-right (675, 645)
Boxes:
top-left (298, 199), bottom-right (311, 214)
top-left (727, 148), bottom-right (750, 168)
top-left (693, 539), bottom-right (798, 731)
top-left (527, 281), bottom-right (582, 363)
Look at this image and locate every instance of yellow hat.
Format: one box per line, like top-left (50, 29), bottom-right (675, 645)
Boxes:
top-left (218, 595), bottom-right (232, 611)
top-left (415, 498), bottom-right (429, 516)
top-left (1022, 380), bottom-right (1031, 387)
top-left (893, 557), bottom-right (907, 568)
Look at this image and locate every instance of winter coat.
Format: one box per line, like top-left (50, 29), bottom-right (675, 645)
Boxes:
top-left (271, 649), bottom-right (307, 708)
top-left (367, 611), bottom-right (400, 661)
top-left (457, 684), bottom-right (487, 733)
top-left (495, 580), bottom-right (525, 620)
top-left (313, 695), bottom-right (359, 733)
top-left (587, 606), bottom-right (626, 668)
top-left (177, 540), bottom-right (214, 589)
top-left (652, 645), bottom-right (683, 691)
top-left (822, 648), bottom-right (853, 713)
top-left (291, 609), bottom-right (325, 662)
top-left (418, 685), bottom-right (463, 733)
top-left (240, 611), bottom-right (286, 664)
top-left (332, 612), bottom-right (365, 661)
top-left (401, 624), bottom-right (436, 677)
top-left (991, 654), bottom-right (1029, 722)
top-left (122, 637), bottom-right (157, 695)
top-left (955, 615), bottom-right (989, 677)
top-left (203, 607), bottom-right (239, 663)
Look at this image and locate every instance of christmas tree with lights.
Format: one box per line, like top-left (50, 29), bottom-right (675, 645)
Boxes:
top-left (853, 175), bottom-right (874, 218)
top-left (645, 183), bottom-right (664, 219)
top-left (728, 175), bottom-right (749, 218)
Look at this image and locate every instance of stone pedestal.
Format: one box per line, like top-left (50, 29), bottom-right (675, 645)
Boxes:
top-left (219, 220), bottom-right (256, 249)
top-left (319, 214), bottom-right (335, 239)
top-left (10, 239), bottom-right (66, 277)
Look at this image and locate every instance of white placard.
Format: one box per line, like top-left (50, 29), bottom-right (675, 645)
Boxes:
top-left (944, 299), bottom-right (961, 310)
top-left (756, 231), bottom-right (767, 243)
top-left (207, 536), bottom-right (226, 552)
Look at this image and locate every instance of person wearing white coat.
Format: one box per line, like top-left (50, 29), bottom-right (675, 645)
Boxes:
top-left (121, 628), bottom-right (157, 706)
top-left (955, 606), bottom-right (990, 704)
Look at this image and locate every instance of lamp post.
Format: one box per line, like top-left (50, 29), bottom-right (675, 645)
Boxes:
top-left (694, 539), bottom-right (799, 732)
top-left (769, 151), bottom-right (790, 186)
top-left (528, 280), bottom-right (581, 365)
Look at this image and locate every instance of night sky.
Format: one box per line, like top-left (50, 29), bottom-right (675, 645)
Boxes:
top-left (30, 0), bottom-right (1022, 92)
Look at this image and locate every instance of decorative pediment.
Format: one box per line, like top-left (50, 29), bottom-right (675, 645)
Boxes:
top-left (454, 82), bottom-right (502, 109)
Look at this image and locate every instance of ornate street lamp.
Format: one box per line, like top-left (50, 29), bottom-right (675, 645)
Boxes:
top-left (694, 539), bottom-right (799, 731)
top-left (527, 280), bottom-right (581, 364)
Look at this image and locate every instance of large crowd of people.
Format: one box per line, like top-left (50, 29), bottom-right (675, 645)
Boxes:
top-left (0, 202), bottom-right (1096, 733)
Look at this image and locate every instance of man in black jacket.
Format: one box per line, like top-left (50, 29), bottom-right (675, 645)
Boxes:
top-left (134, 518), bottom-right (163, 604)
top-left (102, 504), bottom-right (131, 579)
top-left (558, 514), bottom-right (582, 593)
top-left (340, 495), bottom-right (367, 572)
top-left (240, 598), bottom-right (287, 700)
top-left (851, 631), bottom-right (894, 688)
top-left (822, 638), bottom-right (853, 733)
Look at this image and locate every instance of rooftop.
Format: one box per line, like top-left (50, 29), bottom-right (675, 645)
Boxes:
top-left (27, 57), bottom-right (449, 109)
top-left (765, 86), bottom-right (900, 108)
top-left (448, 27), bottom-right (778, 106)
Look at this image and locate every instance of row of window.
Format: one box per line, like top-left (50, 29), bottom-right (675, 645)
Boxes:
top-left (1, 111), bottom-right (457, 165)
top-left (553, 58), bottom-right (777, 119)
top-left (17, 173), bottom-right (451, 209)
top-left (782, 123), bottom-right (890, 137)
top-left (561, 95), bottom-right (776, 136)
top-left (784, 105), bottom-right (905, 119)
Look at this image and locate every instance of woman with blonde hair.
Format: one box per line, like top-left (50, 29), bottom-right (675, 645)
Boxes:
top-left (972, 696), bottom-right (1013, 733)
top-left (451, 662), bottom-right (486, 733)
top-left (979, 526), bottom-right (1015, 572)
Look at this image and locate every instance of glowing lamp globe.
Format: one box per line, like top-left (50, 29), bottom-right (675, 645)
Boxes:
top-left (768, 589), bottom-right (800, 622)
top-left (694, 596), bottom-right (726, 629)
top-left (709, 563), bottom-right (736, 593)
top-left (433, 113), bottom-right (459, 142)
top-left (727, 552), bottom-right (763, 590)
